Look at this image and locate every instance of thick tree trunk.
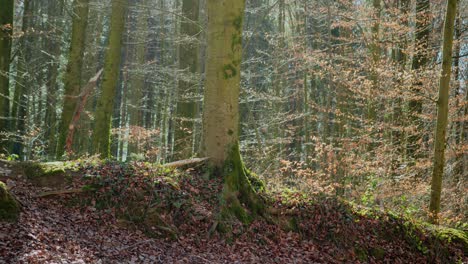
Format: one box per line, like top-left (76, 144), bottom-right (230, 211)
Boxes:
top-left (56, 0), bottom-right (90, 159)
top-left (429, 0), bottom-right (457, 224)
top-left (0, 0), bottom-right (13, 152)
top-left (202, 0), bottom-right (263, 228)
top-left (92, 0), bottom-right (128, 158)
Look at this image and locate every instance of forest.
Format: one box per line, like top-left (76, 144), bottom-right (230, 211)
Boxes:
top-left (0, 0), bottom-right (467, 263)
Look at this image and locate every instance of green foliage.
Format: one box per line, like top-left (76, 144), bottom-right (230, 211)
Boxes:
top-left (360, 174), bottom-right (379, 206)
top-left (6, 154), bottom-right (19, 161)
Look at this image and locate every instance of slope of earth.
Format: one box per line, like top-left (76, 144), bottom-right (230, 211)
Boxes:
top-left (0, 160), bottom-right (466, 263)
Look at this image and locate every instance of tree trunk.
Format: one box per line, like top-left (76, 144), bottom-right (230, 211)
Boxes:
top-left (429, 0), bottom-right (457, 224)
top-left (127, 1), bottom-right (148, 157)
top-left (407, 0), bottom-right (431, 160)
top-left (92, 0), bottom-right (129, 158)
top-left (202, 0), bottom-right (263, 228)
top-left (56, 0), bottom-right (90, 159)
top-left (10, 0), bottom-right (33, 158)
top-left (45, 0), bottom-right (64, 158)
top-left (0, 0), bottom-right (13, 152)
top-left (174, 0), bottom-right (200, 160)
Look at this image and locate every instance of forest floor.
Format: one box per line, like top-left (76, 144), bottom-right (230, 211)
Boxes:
top-left (0, 160), bottom-right (466, 263)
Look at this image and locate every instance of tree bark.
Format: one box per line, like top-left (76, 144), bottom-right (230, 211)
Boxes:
top-left (92, 0), bottom-right (129, 158)
top-left (202, 0), bottom-right (263, 228)
top-left (407, 0), bottom-right (431, 160)
top-left (174, 0), bottom-right (200, 160)
top-left (0, 0), bottom-right (13, 152)
top-left (429, 0), bottom-right (457, 224)
top-left (56, 0), bottom-right (90, 159)
top-left (10, 0), bottom-right (33, 157)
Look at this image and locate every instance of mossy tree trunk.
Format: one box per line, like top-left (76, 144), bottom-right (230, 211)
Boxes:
top-left (0, 0), bottom-right (13, 152)
top-left (0, 181), bottom-right (19, 222)
top-left (173, 0), bottom-right (200, 160)
top-left (56, 0), bottom-right (90, 159)
top-left (92, 0), bottom-right (129, 158)
top-left (202, 0), bottom-right (263, 226)
top-left (429, 0), bottom-right (457, 225)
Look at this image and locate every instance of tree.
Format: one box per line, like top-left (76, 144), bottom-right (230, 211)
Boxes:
top-left (0, 0), bottom-right (14, 152)
top-left (429, 0), bottom-right (457, 224)
top-left (127, 0), bottom-right (149, 157)
top-left (92, 0), bottom-right (129, 158)
top-left (173, 0), bottom-right (200, 160)
top-left (202, 0), bottom-right (263, 226)
top-left (407, 0), bottom-right (431, 159)
top-left (10, 0), bottom-right (33, 157)
top-left (56, 0), bottom-right (90, 159)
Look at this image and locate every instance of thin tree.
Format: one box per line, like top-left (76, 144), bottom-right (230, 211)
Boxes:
top-left (56, 0), bottom-right (90, 159)
top-left (92, 0), bottom-right (129, 158)
top-left (0, 0), bottom-right (14, 152)
top-left (174, 0), bottom-right (200, 160)
top-left (407, 0), bottom-right (431, 159)
top-left (429, 0), bottom-right (457, 224)
top-left (10, 0), bottom-right (33, 157)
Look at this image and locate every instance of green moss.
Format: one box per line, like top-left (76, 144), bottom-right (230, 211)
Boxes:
top-left (0, 181), bottom-right (20, 222)
top-left (223, 64), bottom-right (237, 79)
top-left (231, 33), bottom-right (242, 52)
top-left (288, 217), bottom-right (299, 232)
top-left (20, 161), bottom-right (71, 187)
top-left (432, 226), bottom-right (468, 252)
top-left (217, 142), bottom-right (265, 232)
top-left (232, 15), bottom-right (242, 32)
top-left (354, 247), bottom-right (368, 262)
top-left (370, 247), bottom-right (385, 260)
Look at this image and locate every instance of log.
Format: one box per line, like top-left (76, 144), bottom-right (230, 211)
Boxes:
top-left (162, 157), bottom-right (210, 169)
top-left (37, 188), bottom-right (84, 198)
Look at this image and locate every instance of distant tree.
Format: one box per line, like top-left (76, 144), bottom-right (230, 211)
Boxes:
top-left (56, 0), bottom-right (90, 159)
top-left (407, 0), bottom-right (431, 160)
top-left (173, 0), bottom-right (200, 160)
top-left (0, 0), bottom-right (14, 152)
top-left (202, 0), bottom-right (263, 225)
top-left (92, 0), bottom-right (129, 158)
top-left (10, 0), bottom-right (33, 157)
top-left (429, 0), bottom-right (457, 224)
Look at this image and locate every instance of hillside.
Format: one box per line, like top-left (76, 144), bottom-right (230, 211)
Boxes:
top-left (1, 160), bottom-right (466, 263)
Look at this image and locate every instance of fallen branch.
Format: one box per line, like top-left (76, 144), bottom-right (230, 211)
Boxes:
top-left (65, 69), bottom-right (104, 155)
top-left (37, 188), bottom-right (84, 198)
top-left (162, 157), bottom-right (209, 169)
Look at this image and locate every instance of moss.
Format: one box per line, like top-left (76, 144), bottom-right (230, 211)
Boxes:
top-left (217, 142), bottom-right (265, 232)
top-left (0, 181), bottom-right (20, 222)
top-left (20, 161), bottom-right (70, 187)
top-left (432, 226), bottom-right (468, 253)
top-left (354, 247), bottom-right (368, 262)
top-left (231, 33), bottom-right (242, 52)
top-left (370, 247), bottom-right (385, 260)
top-left (288, 217), bottom-right (299, 232)
top-left (232, 15), bottom-right (242, 32)
top-left (223, 64), bottom-right (237, 79)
